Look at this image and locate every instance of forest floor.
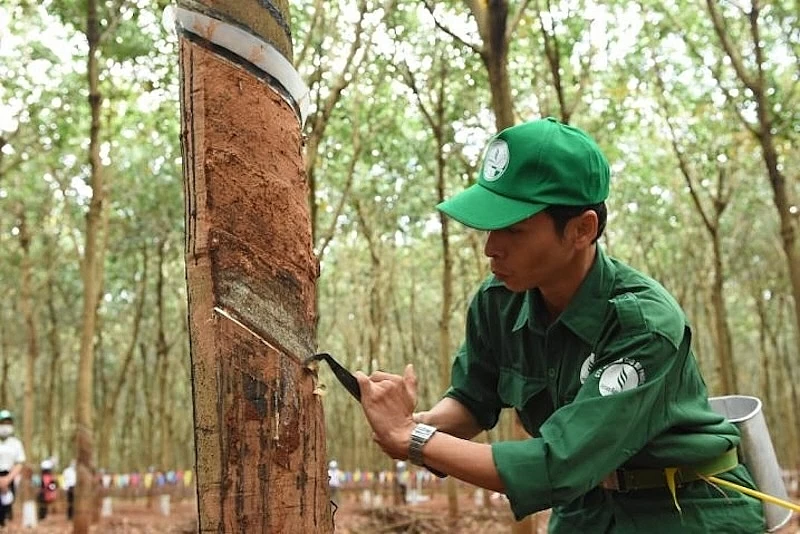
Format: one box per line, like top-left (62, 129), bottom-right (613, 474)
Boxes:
top-left (333, 489), bottom-right (549, 534)
top-left (0, 491), bottom-right (795, 533)
top-left (0, 499), bottom-right (197, 533)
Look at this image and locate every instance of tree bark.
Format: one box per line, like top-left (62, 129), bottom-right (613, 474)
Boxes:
top-left (155, 239), bottom-right (172, 471)
top-left (0, 318), bottom-right (7, 408)
top-left (44, 274), bottom-right (62, 458)
top-left (467, 0), bottom-right (515, 130)
top-left (17, 210), bottom-right (37, 506)
top-left (178, 1), bottom-right (331, 531)
top-left (74, 0), bottom-right (109, 529)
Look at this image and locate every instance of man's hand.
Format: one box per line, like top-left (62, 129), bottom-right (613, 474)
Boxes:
top-left (0, 475), bottom-right (9, 492)
top-left (355, 364), bottom-right (418, 460)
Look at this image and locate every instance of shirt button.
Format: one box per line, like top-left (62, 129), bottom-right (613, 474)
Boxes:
top-left (548, 368), bottom-right (556, 378)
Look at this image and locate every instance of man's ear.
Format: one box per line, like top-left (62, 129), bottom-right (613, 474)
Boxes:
top-left (569, 210), bottom-right (598, 248)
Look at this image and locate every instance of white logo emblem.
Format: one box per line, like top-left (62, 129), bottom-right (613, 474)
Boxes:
top-left (579, 353), bottom-right (596, 384)
top-left (482, 139), bottom-right (510, 182)
top-left (596, 358), bottom-right (645, 396)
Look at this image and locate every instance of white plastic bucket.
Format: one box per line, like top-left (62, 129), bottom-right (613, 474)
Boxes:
top-left (159, 494), bottom-right (171, 516)
top-left (101, 496), bottom-right (113, 517)
top-left (709, 395), bottom-right (793, 532)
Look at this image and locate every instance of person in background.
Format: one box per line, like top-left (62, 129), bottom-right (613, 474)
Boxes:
top-left (394, 460), bottom-right (409, 505)
top-left (62, 459), bottom-right (77, 520)
top-left (37, 458), bottom-right (58, 520)
top-left (0, 409), bottom-right (25, 527)
top-left (327, 460), bottom-right (342, 505)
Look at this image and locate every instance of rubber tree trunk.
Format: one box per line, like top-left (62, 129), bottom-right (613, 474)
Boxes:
top-left (75, 0), bottom-right (110, 530)
top-left (17, 212), bottom-right (37, 515)
top-left (177, 1), bottom-right (332, 532)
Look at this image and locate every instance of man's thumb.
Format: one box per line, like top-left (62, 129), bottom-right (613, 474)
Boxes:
top-left (354, 371), bottom-right (369, 393)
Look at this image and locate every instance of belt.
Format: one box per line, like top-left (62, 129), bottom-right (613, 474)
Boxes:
top-left (601, 447), bottom-right (739, 492)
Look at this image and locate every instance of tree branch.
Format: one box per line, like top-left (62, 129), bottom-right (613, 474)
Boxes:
top-left (99, 0), bottom-right (130, 45)
top-left (676, 25), bottom-right (760, 136)
top-left (652, 59), bottom-right (716, 235)
top-left (400, 60), bottom-right (435, 131)
top-left (505, 0), bottom-right (532, 42)
top-left (421, 0), bottom-right (483, 56)
top-left (296, 0), bottom-right (325, 69)
top-left (705, 0), bottom-right (757, 89)
top-left (316, 122), bottom-right (363, 262)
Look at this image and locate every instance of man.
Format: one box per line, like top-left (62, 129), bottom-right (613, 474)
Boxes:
top-left (62, 459), bottom-right (76, 520)
top-left (0, 409), bottom-right (25, 527)
top-left (38, 458), bottom-right (58, 520)
top-left (394, 460), bottom-right (409, 505)
top-left (327, 460), bottom-right (342, 505)
top-left (355, 118), bottom-right (766, 533)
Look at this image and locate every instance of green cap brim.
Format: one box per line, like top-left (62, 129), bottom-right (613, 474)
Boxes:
top-left (436, 183), bottom-right (548, 231)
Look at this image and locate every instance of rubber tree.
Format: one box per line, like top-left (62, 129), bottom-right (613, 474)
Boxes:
top-left (74, 0), bottom-right (111, 530)
top-left (177, 1), bottom-right (332, 531)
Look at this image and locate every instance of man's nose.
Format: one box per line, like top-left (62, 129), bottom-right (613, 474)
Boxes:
top-left (484, 231), bottom-right (502, 258)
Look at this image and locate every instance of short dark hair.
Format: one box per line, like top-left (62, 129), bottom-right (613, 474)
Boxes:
top-left (544, 202), bottom-right (607, 244)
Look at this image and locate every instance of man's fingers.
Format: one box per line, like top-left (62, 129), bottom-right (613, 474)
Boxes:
top-left (370, 370), bottom-right (402, 382)
top-left (403, 363), bottom-right (417, 400)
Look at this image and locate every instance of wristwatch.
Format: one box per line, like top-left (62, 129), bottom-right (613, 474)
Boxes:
top-left (408, 423), bottom-right (438, 466)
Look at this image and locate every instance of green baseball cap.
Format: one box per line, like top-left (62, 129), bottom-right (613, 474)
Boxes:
top-left (436, 117), bottom-right (610, 230)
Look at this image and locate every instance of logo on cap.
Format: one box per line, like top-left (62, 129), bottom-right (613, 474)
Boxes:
top-left (482, 139), bottom-right (509, 182)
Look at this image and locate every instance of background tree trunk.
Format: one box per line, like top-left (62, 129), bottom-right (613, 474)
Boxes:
top-left (17, 210), bottom-right (37, 507)
top-left (178, 1), bottom-right (332, 531)
top-left (75, 0), bottom-right (110, 530)
top-left (44, 272), bottom-right (62, 458)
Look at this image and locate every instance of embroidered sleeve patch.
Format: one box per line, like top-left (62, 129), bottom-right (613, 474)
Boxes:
top-left (595, 358), bottom-right (646, 396)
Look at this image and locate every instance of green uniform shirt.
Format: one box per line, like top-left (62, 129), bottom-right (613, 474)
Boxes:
top-left (446, 246), bottom-right (765, 532)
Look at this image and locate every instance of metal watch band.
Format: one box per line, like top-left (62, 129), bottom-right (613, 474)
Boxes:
top-left (408, 423), bottom-right (438, 466)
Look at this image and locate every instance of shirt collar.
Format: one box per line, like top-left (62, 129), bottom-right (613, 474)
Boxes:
top-left (511, 246), bottom-right (616, 344)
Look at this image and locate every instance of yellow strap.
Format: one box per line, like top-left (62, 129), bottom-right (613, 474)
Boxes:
top-left (664, 467), bottom-right (682, 513)
top-left (705, 475), bottom-right (800, 513)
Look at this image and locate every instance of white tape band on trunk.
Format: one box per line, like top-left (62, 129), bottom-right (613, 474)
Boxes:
top-left (173, 6), bottom-right (309, 125)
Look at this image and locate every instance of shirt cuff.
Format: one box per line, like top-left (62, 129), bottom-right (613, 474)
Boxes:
top-left (492, 438), bottom-right (552, 520)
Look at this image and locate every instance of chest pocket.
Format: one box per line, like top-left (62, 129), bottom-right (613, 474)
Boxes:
top-left (498, 370), bottom-right (552, 436)
top-left (498, 369), bottom-right (545, 408)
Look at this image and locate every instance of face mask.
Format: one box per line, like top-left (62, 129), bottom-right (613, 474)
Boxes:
top-left (0, 425), bottom-right (13, 439)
